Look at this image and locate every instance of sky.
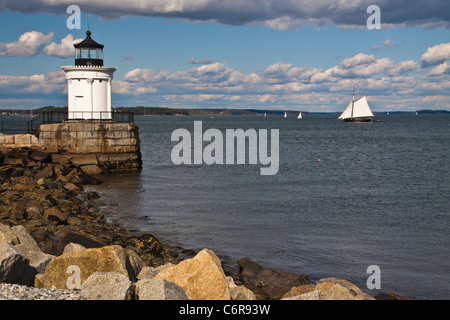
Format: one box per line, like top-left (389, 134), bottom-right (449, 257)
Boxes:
top-left (0, 0), bottom-right (450, 112)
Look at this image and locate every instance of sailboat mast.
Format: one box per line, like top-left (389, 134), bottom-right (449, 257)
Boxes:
top-left (351, 86), bottom-right (355, 119)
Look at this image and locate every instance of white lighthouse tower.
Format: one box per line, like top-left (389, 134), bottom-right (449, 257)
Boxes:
top-left (62, 30), bottom-right (116, 120)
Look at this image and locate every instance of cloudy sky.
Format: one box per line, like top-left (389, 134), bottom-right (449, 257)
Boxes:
top-left (1, 0), bottom-right (450, 112)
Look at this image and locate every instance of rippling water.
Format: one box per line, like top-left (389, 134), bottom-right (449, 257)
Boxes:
top-left (92, 113), bottom-right (450, 299)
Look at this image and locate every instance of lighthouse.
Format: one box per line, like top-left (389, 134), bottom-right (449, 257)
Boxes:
top-left (62, 30), bottom-right (116, 120)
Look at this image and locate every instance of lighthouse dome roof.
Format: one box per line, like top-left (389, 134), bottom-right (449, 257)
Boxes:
top-left (74, 30), bottom-right (104, 49)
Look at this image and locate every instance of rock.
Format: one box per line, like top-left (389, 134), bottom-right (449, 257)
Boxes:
top-left (230, 285), bottom-right (256, 300)
top-left (53, 228), bottom-right (106, 255)
top-left (62, 242), bottom-right (87, 254)
top-left (126, 249), bottom-right (145, 280)
top-left (10, 203), bottom-right (27, 220)
top-left (226, 275), bottom-right (256, 300)
top-left (34, 165), bottom-right (54, 179)
top-left (11, 225), bottom-right (55, 274)
top-left (375, 292), bottom-right (412, 300)
top-left (80, 165), bottom-right (102, 175)
top-left (135, 278), bottom-right (190, 300)
top-left (3, 157), bottom-right (24, 166)
top-left (137, 264), bottom-right (175, 280)
top-left (81, 272), bottom-right (134, 300)
top-left (0, 165), bottom-right (15, 177)
top-left (25, 200), bottom-right (44, 218)
top-left (0, 241), bottom-right (30, 284)
top-left (0, 224), bottom-right (19, 244)
top-left (44, 207), bottom-right (67, 224)
top-left (37, 245), bottom-right (141, 289)
top-left (281, 284), bottom-right (316, 299)
top-left (227, 276), bottom-right (237, 288)
top-left (237, 257), bottom-right (310, 288)
top-left (133, 233), bottom-right (165, 259)
top-left (63, 182), bottom-right (81, 192)
top-left (282, 290), bottom-right (321, 300)
top-left (51, 154), bottom-right (72, 165)
top-left (155, 248), bottom-right (230, 300)
top-left (30, 151), bottom-right (50, 162)
top-left (314, 278), bottom-right (375, 300)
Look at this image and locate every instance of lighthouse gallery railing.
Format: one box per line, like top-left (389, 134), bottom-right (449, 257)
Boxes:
top-left (27, 111), bottom-right (134, 134)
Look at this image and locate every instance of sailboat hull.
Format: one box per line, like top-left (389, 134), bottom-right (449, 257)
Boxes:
top-left (343, 117), bottom-right (372, 122)
top-left (344, 118), bottom-right (372, 122)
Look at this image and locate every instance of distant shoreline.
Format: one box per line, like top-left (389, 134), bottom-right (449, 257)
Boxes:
top-left (1, 106), bottom-right (449, 117)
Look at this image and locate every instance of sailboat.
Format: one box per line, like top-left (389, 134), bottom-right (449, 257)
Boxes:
top-left (338, 87), bottom-right (374, 122)
top-left (297, 112), bottom-right (302, 119)
top-left (284, 112), bottom-right (287, 118)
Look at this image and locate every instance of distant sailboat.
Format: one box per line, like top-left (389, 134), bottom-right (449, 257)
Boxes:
top-left (297, 112), bottom-right (302, 119)
top-left (264, 113), bottom-right (267, 117)
top-left (338, 86), bottom-right (374, 122)
top-left (284, 112), bottom-right (287, 118)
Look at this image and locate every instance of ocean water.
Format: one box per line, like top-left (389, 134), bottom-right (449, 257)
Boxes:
top-left (92, 113), bottom-right (450, 299)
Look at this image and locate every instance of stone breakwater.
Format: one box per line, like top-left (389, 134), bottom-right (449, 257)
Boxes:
top-left (0, 145), bottom-right (408, 300)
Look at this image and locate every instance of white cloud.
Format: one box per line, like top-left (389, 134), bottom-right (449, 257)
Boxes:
top-left (0, 31), bottom-right (53, 56)
top-left (386, 60), bottom-right (418, 76)
top-left (429, 62), bottom-right (450, 76)
top-left (420, 42), bottom-right (450, 67)
top-left (43, 34), bottom-right (83, 58)
top-left (123, 68), bottom-right (169, 83)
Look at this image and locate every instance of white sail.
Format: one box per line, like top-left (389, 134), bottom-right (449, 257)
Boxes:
top-left (297, 112), bottom-right (302, 119)
top-left (284, 112), bottom-right (287, 118)
top-left (338, 96), bottom-right (373, 120)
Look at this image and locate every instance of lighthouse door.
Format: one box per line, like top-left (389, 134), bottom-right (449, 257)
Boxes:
top-left (74, 96), bottom-right (84, 119)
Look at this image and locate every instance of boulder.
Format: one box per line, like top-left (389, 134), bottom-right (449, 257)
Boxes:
top-left (25, 200), bottom-right (44, 219)
top-left (53, 227), bottom-right (106, 255)
top-left (237, 257), bottom-right (310, 288)
top-left (0, 241), bottom-right (30, 284)
top-left (282, 290), bottom-right (321, 300)
top-left (135, 278), bottom-right (190, 300)
top-left (0, 224), bottom-right (19, 244)
top-left (44, 207), bottom-right (67, 224)
top-left (375, 292), bottom-right (411, 300)
top-left (11, 225), bottom-right (55, 274)
top-left (81, 272), bottom-right (134, 300)
top-left (226, 276), bottom-right (256, 300)
top-left (30, 151), bottom-right (50, 162)
top-left (36, 245), bottom-right (142, 289)
top-left (51, 154), bottom-right (72, 165)
top-left (34, 165), bottom-right (54, 179)
top-left (314, 278), bottom-right (375, 300)
top-left (155, 249), bottom-right (231, 300)
top-left (63, 182), bottom-right (81, 192)
top-left (62, 243), bottom-right (86, 254)
top-left (137, 264), bottom-right (175, 280)
top-left (281, 284), bottom-right (316, 299)
top-left (80, 165), bottom-right (102, 175)
top-left (230, 285), bottom-right (256, 300)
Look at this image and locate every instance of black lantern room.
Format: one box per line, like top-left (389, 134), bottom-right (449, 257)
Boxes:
top-left (74, 30), bottom-right (104, 67)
